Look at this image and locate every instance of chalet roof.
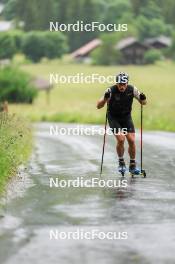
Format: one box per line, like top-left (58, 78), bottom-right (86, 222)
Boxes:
top-left (116, 37), bottom-right (148, 50)
top-left (144, 35), bottom-right (172, 47)
top-left (71, 38), bottom-right (102, 57)
top-left (71, 35), bottom-right (172, 60)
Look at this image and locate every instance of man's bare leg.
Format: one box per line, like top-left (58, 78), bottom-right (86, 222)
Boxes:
top-left (126, 133), bottom-right (140, 174)
top-left (126, 133), bottom-right (136, 159)
top-left (115, 134), bottom-right (125, 158)
top-left (115, 135), bottom-right (126, 172)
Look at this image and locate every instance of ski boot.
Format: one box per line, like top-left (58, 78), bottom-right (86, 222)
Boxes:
top-left (118, 159), bottom-right (126, 177)
top-left (129, 161), bottom-right (140, 177)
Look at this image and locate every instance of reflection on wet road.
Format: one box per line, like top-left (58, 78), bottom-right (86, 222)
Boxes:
top-left (0, 123), bottom-right (175, 264)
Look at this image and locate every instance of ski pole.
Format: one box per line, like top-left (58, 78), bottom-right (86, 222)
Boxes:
top-left (141, 103), bottom-right (143, 172)
top-left (100, 107), bottom-right (108, 177)
top-left (140, 103), bottom-right (146, 177)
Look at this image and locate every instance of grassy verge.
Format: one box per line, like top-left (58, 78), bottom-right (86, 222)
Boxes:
top-left (0, 113), bottom-right (32, 193)
top-left (9, 59), bottom-right (175, 131)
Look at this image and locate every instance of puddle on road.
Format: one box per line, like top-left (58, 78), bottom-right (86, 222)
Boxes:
top-left (0, 123), bottom-right (175, 264)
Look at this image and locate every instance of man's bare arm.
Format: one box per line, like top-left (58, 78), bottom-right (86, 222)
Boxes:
top-left (97, 97), bottom-right (107, 109)
top-left (97, 88), bottom-right (111, 109)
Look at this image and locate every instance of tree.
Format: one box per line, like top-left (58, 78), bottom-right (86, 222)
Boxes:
top-left (57, 0), bottom-right (69, 24)
top-left (36, 0), bottom-right (56, 30)
top-left (66, 0), bottom-right (83, 51)
top-left (21, 32), bottom-right (46, 62)
top-left (43, 32), bottom-right (68, 59)
top-left (140, 0), bottom-right (162, 20)
top-left (154, 0), bottom-right (175, 25)
top-left (80, 0), bottom-right (98, 44)
top-left (12, 0), bottom-right (56, 30)
top-left (2, 0), bottom-right (17, 20)
top-left (21, 31), bottom-right (68, 62)
top-left (130, 0), bottom-right (147, 15)
top-left (0, 33), bottom-right (16, 59)
top-left (2, 0), bottom-right (175, 54)
top-left (103, 0), bottom-right (132, 25)
top-left (91, 33), bottom-right (121, 65)
top-left (136, 16), bottom-right (171, 40)
top-left (15, 0), bottom-right (38, 30)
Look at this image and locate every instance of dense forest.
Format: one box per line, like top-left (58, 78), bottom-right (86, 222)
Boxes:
top-left (1, 0), bottom-right (175, 51)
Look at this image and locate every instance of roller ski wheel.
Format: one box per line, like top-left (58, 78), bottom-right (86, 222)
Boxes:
top-left (141, 169), bottom-right (146, 178)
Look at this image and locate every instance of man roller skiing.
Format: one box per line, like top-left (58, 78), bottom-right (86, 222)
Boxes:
top-left (97, 72), bottom-right (147, 175)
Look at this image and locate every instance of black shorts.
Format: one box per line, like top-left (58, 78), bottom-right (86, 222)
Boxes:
top-left (107, 114), bottom-right (135, 134)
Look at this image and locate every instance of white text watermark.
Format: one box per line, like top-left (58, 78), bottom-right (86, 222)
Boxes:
top-left (50, 125), bottom-right (128, 136)
top-left (50, 21), bottom-right (128, 32)
top-left (50, 73), bottom-right (116, 85)
top-left (50, 229), bottom-right (128, 240)
top-left (50, 177), bottom-right (127, 189)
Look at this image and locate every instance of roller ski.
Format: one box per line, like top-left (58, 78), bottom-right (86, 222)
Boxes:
top-left (129, 161), bottom-right (140, 177)
top-left (129, 161), bottom-right (146, 178)
top-left (118, 159), bottom-right (126, 177)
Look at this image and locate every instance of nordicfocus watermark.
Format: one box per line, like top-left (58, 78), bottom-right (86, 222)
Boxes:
top-left (50, 125), bottom-right (128, 136)
top-left (50, 73), bottom-right (116, 85)
top-left (50, 177), bottom-right (127, 189)
top-left (50, 21), bottom-right (127, 32)
top-left (50, 229), bottom-right (128, 240)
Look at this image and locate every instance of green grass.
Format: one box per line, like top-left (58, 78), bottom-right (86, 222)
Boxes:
top-left (0, 113), bottom-right (32, 193)
top-left (9, 59), bottom-right (175, 131)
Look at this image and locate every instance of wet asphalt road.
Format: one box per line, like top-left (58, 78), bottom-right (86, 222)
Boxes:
top-left (0, 123), bottom-right (175, 264)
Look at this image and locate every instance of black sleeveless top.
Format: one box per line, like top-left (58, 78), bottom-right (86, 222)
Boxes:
top-left (107, 85), bottom-right (134, 118)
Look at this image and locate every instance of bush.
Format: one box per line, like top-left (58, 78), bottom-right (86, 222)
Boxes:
top-left (144, 49), bottom-right (162, 64)
top-left (0, 113), bottom-right (32, 193)
top-left (21, 31), bottom-right (68, 62)
top-left (43, 32), bottom-right (68, 59)
top-left (0, 66), bottom-right (38, 103)
top-left (0, 32), bottom-right (16, 59)
top-left (91, 46), bottom-right (121, 65)
top-left (136, 16), bottom-right (171, 41)
top-left (8, 30), bottom-right (24, 51)
top-left (21, 32), bottom-right (46, 62)
top-left (91, 33), bottom-right (122, 65)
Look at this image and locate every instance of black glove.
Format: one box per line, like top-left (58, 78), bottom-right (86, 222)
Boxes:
top-left (140, 93), bottom-right (146, 101)
top-left (104, 89), bottom-right (111, 100)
